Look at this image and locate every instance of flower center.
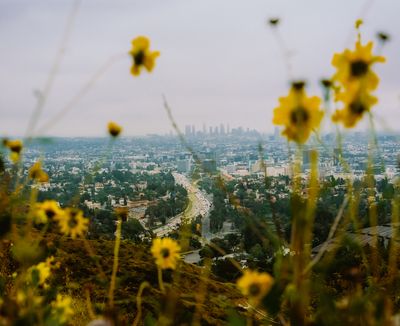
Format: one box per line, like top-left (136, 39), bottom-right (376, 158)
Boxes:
top-left (290, 107), bottom-right (309, 125)
top-left (45, 209), bottom-right (55, 219)
top-left (249, 283), bottom-right (261, 297)
top-left (350, 60), bottom-right (368, 77)
top-left (161, 248), bottom-right (170, 258)
top-left (292, 81), bottom-right (305, 91)
top-left (349, 101), bottom-right (367, 115)
top-left (110, 128), bottom-right (119, 137)
top-left (10, 144), bottom-right (22, 153)
top-left (68, 211), bottom-right (79, 229)
top-left (134, 51), bottom-right (145, 66)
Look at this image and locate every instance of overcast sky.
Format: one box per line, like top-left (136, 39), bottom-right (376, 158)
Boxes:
top-left (0, 0), bottom-right (399, 137)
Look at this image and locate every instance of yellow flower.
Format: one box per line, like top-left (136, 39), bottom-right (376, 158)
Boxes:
top-left (332, 85), bottom-right (378, 128)
top-left (52, 294), bottom-right (74, 324)
top-left (332, 41), bottom-right (385, 91)
top-left (4, 139), bottom-right (23, 163)
top-left (29, 261), bottom-right (51, 286)
top-left (129, 36), bottom-right (160, 76)
top-left (5, 139), bottom-right (23, 154)
top-left (35, 200), bottom-right (63, 224)
top-left (28, 256), bottom-right (59, 287)
top-left (355, 19), bottom-right (363, 29)
top-left (151, 237), bottom-right (181, 270)
top-left (237, 269), bottom-right (274, 306)
top-left (29, 161), bottom-right (49, 183)
top-left (57, 208), bottom-right (88, 239)
top-left (273, 82), bottom-right (324, 144)
top-left (16, 290), bottom-right (27, 305)
top-left (16, 290), bottom-right (43, 306)
top-left (108, 121), bottom-right (122, 137)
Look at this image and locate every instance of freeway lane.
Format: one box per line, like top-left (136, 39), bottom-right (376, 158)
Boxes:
top-left (152, 173), bottom-right (212, 237)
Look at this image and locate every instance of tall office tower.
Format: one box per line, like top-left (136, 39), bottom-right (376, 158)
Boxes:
top-left (209, 126), bottom-right (213, 135)
top-left (185, 125), bottom-right (191, 137)
top-left (191, 125), bottom-right (195, 136)
top-left (227, 124), bottom-right (230, 134)
top-left (220, 123), bottom-right (225, 135)
top-left (274, 127), bottom-right (279, 140)
top-left (214, 126), bottom-right (219, 135)
top-left (203, 123), bottom-right (206, 134)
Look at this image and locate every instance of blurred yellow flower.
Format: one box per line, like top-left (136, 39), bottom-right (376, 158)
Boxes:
top-left (355, 19), bottom-right (363, 29)
top-left (29, 261), bottom-right (51, 286)
top-left (29, 161), bottom-right (49, 183)
top-left (4, 139), bottom-right (23, 163)
top-left (332, 41), bottom-right (385, 91)
top-left (52, 294), bottom-right (74, 323)
top-left (237, 269), bottom-right (274, 305)
top-left (35, 200), bottom-right (63, 224)
top-left (108, 121), bottom-right (122, 137)
top-left (5, 139), bottom-right (23, 154)
top-left (151, 237), bottom-right (181, 270)
top-left (28, 256), bottom-right (59, 287)
top-left (332, 85), bottom-right (378, 128)
top-left (129, 36), bottom-right (160, 76)
top-left (57, 208), bottom-right (88, 239)
top-left (273, 83), bottom-right (323, 144)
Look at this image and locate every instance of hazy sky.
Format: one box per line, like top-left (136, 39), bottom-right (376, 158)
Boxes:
top-left (0, 0), bottom-right (399, 137)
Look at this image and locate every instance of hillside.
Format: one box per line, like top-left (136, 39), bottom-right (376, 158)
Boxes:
top-left (2, 234), bottom-right (245, 325)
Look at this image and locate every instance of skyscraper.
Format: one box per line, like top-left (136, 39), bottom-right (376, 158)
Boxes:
top-left (274, 127), bottom-right (279, 140)
top-left (185, 125), bottom-right (191, 137)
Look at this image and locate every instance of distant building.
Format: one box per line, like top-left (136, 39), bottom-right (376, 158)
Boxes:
top-left (274, 127), bottom-right (280, 140)
top-left (202, 159), bottom-right (217, 173)
top-left (177, 159), bottom-right (191, 173)
top-left (185, 125), bottom-right (191, 137)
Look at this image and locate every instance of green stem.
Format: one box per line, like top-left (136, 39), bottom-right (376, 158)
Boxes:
top-left (158, 266), bottom-right (165, 294)
top-left (132, 281), bottom-right (149, 326)
top-left (108, 218), bottom-right (122, 307)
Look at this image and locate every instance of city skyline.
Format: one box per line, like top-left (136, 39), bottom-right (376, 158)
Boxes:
top-left (1, 0), bottom-right (399, 137)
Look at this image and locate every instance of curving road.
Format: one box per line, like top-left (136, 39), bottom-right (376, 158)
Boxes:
top-left (153, 172), bottom-right (212, 237)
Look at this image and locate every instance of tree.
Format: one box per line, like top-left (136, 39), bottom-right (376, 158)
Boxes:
top-left (121, 219), bottom-right (145, 242)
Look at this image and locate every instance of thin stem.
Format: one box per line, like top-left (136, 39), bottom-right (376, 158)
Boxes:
top-left (270, 27), bottom-right (293, 81)
top-left (157, 266), bottom-right (165, 294)
top-left (305, 196), bottom-right (349, 273)
top-left (36, 53), bottom-right (125, 135)
top-left (132, 281), bottom-right (150, 326)
top-left (85, 288), bottom-right (96, 320)
top-left (25, 0), bottom-right (81, 138)
top-left (344, 0), bottom-right (376, 47)
top-left (108, 218), bottom-right (122, 307)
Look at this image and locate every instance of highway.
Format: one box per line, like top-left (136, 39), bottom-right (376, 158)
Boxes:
top-left (153, 172), bottom-right (212, 237)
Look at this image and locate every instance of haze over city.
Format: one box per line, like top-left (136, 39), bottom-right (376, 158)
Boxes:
top-left (1, 0), bottom-right (399, 137)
